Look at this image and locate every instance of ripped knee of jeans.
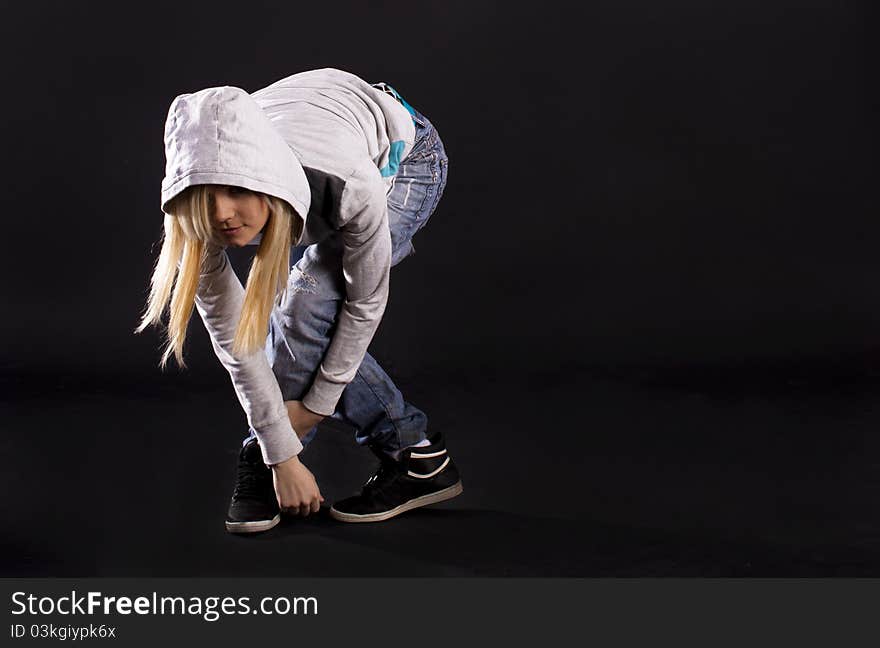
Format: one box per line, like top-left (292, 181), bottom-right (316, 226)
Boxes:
top-left (289, 267), bottom-right (319, 295)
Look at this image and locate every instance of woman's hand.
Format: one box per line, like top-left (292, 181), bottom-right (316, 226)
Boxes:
top-left (272, 455), bottom-right (324, 516)
top-left (285, 400), bottom-right (325, 440)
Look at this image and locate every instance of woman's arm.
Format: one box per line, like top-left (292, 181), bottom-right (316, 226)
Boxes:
top-left (193, 245), bottom-right (304, 466)
top-left (195, 246), bottom-right (324, 514)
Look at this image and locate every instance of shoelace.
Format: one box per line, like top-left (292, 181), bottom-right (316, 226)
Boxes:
top-left (232, 459), bottom-right (270, 500)
top-left (361, 456), bottom-right (401, 496)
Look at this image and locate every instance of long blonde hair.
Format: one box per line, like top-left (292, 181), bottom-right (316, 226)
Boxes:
top-left (135, 185), bottom-right (303, 369)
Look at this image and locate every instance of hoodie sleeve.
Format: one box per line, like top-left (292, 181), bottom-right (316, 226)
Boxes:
top-left (193, 245), bottom-right (304, 465)
top-left (301, 161), bottom-right (392, 416)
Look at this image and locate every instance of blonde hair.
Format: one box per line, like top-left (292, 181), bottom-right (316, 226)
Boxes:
top-left (135, 185), bottom-right (303, 369)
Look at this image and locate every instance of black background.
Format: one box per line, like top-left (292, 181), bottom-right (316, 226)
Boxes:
top-left (2, 1), bottom-right (878, 576)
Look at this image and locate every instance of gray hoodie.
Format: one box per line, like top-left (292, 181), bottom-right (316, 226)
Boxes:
top-left (160, 68), bottom-right (417, 464)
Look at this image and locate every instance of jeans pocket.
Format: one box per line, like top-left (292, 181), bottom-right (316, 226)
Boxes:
top-left (404, 130), bottom-right (438, 165)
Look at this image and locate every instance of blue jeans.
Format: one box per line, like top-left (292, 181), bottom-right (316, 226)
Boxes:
top-left (246, 103), bottom-right (449, 454)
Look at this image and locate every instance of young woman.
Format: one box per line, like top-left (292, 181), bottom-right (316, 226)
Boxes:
top-left (137, 68), bottom-right (462, 533)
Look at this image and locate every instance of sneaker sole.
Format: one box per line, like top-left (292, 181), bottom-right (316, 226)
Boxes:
top-left (329, 481), bottom-right (463, 523)
top-left (225, 513), bottom-right (281, 534)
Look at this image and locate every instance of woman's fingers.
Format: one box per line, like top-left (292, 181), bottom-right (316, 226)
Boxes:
top-left (280, 496), bottom-right (323, 516)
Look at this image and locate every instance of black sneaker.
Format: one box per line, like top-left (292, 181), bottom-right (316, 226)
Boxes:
top-left (329, 431), bottom-right (463, 523)
top-left (225, 438), bottom-right (280, 534)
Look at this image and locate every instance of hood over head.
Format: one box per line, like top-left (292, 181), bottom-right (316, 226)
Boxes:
top-left (160, 86), bottom-right (311, 241)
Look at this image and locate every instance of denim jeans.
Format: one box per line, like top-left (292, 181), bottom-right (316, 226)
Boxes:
top-left (245, 103), bottom-right (449, 455)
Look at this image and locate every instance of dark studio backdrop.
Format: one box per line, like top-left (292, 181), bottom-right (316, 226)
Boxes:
top-left (1, 1), bottom-right (876, 576)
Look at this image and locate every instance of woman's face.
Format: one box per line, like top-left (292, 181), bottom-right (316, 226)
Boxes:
top-left (208, 185), bottom-right (270, 247)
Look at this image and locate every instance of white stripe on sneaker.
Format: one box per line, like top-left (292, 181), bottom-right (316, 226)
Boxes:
top-left (410, 449), bottom-right (447, 459)
top-left (407, 457), bottom-right (450, 479)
